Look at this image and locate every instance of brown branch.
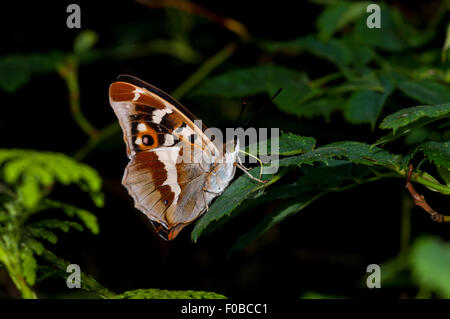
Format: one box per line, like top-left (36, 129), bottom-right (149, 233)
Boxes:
top-left (406, 164), bottom-right (450, 223)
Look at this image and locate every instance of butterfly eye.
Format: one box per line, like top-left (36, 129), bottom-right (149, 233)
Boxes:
top-left (142, 135), bottom-right (154, 146)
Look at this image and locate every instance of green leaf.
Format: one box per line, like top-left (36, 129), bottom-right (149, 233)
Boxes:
top-left (260, 36), bottom-right (354, 77)
top-left (193, 140), bottom-right (399, 242)
top-left (297, 161), bottom-right (371, 189)
top-left (114, 288), bottom-right (227, 299)
top-left (24, 237), bottom-right (45, 256)
top-left (192, 64), bottom-right (309, 98)
top-left (247, 132), bottom-right (316, 156)
top-left (0, 56), bottom-right (29, 93)
top-left (404, 127), bottom-right (431, 146)
top-left (17, 176), bottom-right (41, 209)
top-left (328, 72), bottom-right (384, 97)
top-left (437, 166), bottom-right (450, 185)
top-left (286, 97), bottom-right (347, 121)
top-left (280, 141), bottom-right (401, 169)
top-left (342, 39), bottom-right (374, 73)
top-left (411, 236), bottom-right (450, 298)
top-left (0, 149), bottom-right (104, 208)
top-left (265, 68), bottom-right (314, 113)
top-left (20, 246), bottom-right (37, 285)
top-left (353, 6), bottom-right (409, 52)
top-left (230, 193), bottom-right (324, 254)
top-left (0, 52), bottom-right (64, 93)
top-left (398, 80), bottom-right (450, 105)
top-left (199, 161), bottom-right (368, 240)
top-left (317, 1), bottom-right (368, 41)
top-left (345, 74), bottom-right (395, 128)
top-left (29, 219), bottom-right (84, 233)
top-left (28, 227), bottom-right (58, 244)
top-left (42, 199), bottom-right (99, 235)
top-left (375, 117), bottom-right (445, 148)
top-left (191, 166), bottom-right (284, 242)
top-left (419, 140), bottom-right (450, 169)
top-left (74, 30), bottom-right (98, 55)
top-left (196, 182), bottom-right (306, 238)
top-left (36, 246), bottom-right (115, 298)
top-left (379, 103), bottom-right (450, 134)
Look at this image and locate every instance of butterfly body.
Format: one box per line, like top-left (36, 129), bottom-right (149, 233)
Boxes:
top-left (109, 75), bottom-right (239, 240)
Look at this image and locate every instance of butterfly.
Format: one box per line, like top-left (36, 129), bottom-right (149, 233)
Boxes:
top-left (109, 75), bottom-right (244, 240)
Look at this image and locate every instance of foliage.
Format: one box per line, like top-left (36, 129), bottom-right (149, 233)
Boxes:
top-left (411, 236), bottom-right (450, 298)
top-left (1, 0), bottom-right (449, 299)
top-left (114, 289), bottom-right (226, 299)
top-left (0, 149), bottom-right (228, 299)
top-left (0, 149), bottom-right (102, 298)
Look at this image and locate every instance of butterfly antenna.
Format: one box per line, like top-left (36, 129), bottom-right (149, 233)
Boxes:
top-left (241, 88), bottom-right (282, 128)
top-left (237, 100), bottom-right (247, 124)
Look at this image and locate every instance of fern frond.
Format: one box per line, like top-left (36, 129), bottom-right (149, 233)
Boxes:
top-left (0, 149), bottom-right (104, 209)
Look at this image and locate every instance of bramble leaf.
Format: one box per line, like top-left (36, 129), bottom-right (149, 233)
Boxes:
top-left (247, 132), bottom-right (316, 156)
top-left (261, 36), bottom-right (353, 76)
top-left (316, 1), bottom-right (368, 41)
top-left (398, 80), bottom-right (450, 105)
top-left (418, 140), bottom-right (450, 169)
top-left (376, 103), bottom-right (450, 146)
top-left (345, 74), bottom-right (395, 128)
top-left (280, 141), bottom-right (401, 169)
top-left (191, 166), bottom-right (284, 242)
top-left (192, 64), bottom-right (309, 99)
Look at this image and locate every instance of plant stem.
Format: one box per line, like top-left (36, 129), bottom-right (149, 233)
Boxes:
top-left (135, 0), bottom-right (250, 40)
top-left (394, 167), bottom-right (450, 195)
top-left (171, 43), bottom-right (237, 99)
top-left (39, 248), bottom-right (116, 299)
top-left (0, 242), bottom-right (37, 299)
top-left (5, 262), bottom-right (37, 299)
top-left (309, 72), bottom-right (342, 88)
top-left (74, 122), bottom-right (119, 161)
top-left (58, 57), bottom-right (99, 138)
top-left (400, 192), bottom-right (412, 257)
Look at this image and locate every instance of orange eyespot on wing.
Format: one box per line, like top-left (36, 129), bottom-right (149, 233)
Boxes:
top-left (132, 122), bottom-right (159, 151)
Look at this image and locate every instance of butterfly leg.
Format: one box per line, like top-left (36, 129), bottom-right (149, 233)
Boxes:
top-left (202, 187), bottom-right (224, 211)
top-left (234, 162), bottom-right (266, 184)
top-left (236, 152), bottom-right (266, 183)
top-left (202, 190), bottom-right (209, 212)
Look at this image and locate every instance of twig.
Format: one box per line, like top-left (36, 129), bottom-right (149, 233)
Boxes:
top-left (171, 43), bottom-right (236, 99)
top-left (405, 164), bottom-right (450, 223)
top-left (58, 57), bottom-right (99, 138)
top-left (135, 0), bottom-right (250, 40)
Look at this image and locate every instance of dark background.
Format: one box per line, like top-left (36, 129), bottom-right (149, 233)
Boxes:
top-left (0, 0), bottom-right (448, 298)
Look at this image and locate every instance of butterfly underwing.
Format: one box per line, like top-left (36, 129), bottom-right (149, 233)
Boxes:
top-left (109, 75), bottom-right (240, 240)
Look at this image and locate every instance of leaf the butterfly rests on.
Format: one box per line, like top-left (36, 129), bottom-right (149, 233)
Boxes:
top-left (109, 75), bottom-right (240, 240)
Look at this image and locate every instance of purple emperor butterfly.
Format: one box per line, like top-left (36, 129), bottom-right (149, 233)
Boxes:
top-left (109, 75), bottom-right (241, 240)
